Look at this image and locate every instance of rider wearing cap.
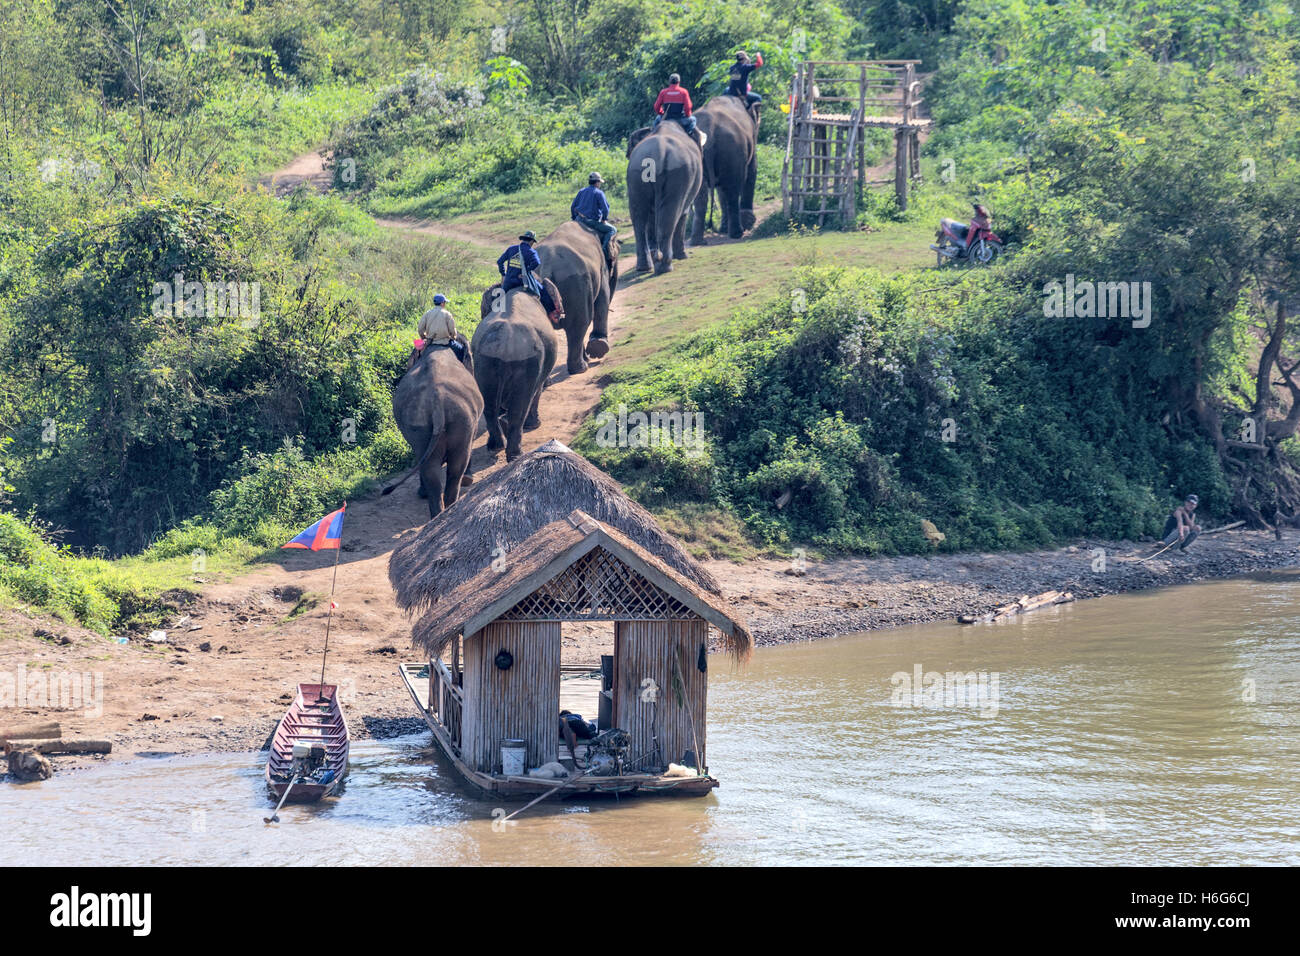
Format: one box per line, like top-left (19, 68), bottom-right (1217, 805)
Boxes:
top-left (497, 231), bottom-right (558, 318)
top-left (727, 51), bottom-right (764, 120)
top-left (416, 293), bottom-right (465, 363)
top-left (571, 172), bottom-right (617, 273)
top-left (1162, 494), bottom-right (1202, 550)
top-left (653, 73), bottom-right (698, 138)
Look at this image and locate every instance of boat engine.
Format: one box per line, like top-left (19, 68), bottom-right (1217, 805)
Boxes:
top-left (291, 740), bottom-right (328, 780)
top-left (584, 728), bottom-right (631, 776)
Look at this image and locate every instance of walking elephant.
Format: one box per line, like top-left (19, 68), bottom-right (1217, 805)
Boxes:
top-left (473, 285), bottom-right (559, 461)
top-left (691, 95), bottom-right (759, 243)
top-left (386, 341), bottom-right (483, 518)
top-left (538, 221), bottom-right (618, 375)
top-left (626, 122), bottom-right (703, 274)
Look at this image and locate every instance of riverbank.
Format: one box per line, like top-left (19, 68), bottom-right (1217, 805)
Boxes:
top-left (3, 524), bottom-right (1297, 778)
top-left (714, 528), bottom-right (1300, 645)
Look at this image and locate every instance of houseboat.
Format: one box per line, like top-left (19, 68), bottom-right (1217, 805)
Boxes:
top-left (390, 441), bottom-right (751, 798)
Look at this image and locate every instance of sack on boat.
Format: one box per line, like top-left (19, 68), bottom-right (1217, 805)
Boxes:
top-left (528, 761), bottom-right (570, 779)
top-left (664, 763), bottom-right (698, 778)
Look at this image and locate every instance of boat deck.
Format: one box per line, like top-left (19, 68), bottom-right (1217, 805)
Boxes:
top-left (397, 662), bottom-right (717, 799)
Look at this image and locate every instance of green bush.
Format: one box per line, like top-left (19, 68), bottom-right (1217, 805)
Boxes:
top-left (0, 513), bottom-right (119, 631)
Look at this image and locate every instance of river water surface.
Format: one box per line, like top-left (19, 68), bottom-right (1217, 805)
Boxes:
top-left (6, 574), bottom-right (1298, 865)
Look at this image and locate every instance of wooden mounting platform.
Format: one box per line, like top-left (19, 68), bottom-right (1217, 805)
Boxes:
top-left (810, 113), bottom-right (932, 130)
top-left (397, 663), bottom-right (718, 800)
top-left (783, 60), bottom-right (928, 222)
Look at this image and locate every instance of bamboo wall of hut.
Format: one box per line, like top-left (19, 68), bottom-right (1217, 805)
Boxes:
top-left (614, 620), bottom-right (709, 770)
top-left (461, 621), bottom-right (562, 774)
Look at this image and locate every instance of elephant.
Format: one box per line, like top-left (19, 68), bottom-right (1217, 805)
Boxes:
top-left (537, 221), bottom-right (619, 375)
top-left (385, 337), bottom-right (483, 517)
top-left (473, 283), bottom-right (560, 461)
top-left (691, 95), bottom-right (759, 243)
top-left (625, 122), bottom-right (704, 274)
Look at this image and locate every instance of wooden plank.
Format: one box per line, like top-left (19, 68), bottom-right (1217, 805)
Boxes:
top-left (0, 722), bottom-right (60, 742)
top-left (5, 738), bottom-right (111, 755)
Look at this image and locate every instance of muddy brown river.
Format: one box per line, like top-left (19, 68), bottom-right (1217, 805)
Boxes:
top-left (5, 573), bottom-right (1298, 865)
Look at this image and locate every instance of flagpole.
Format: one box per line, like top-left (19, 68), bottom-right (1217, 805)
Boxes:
top-left (318, 504), bottom-right (345, 703)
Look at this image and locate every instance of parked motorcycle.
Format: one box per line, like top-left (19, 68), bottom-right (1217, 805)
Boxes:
top-left (931, 204), bottom-right (1003, 266)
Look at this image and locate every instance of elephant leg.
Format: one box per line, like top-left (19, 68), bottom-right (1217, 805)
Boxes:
top-left (690, 185), bottom-right (708, 246)
top-left (741, 155), bottom-right (758, 232)
top-left (671, 209), bottom-right (690, 261)
top-left (405, 426), bottom-right (433, 497)
top-left (718, 183), bottom-right (743, 239)
top-left (443, 438), bottom-right (470, 509)
top-left (477, 364), bottom-right (505, 450)
top-left (523, 360), bottom-right (546, 431)
top-left (420, 435), bottom-right (448, 518)
top-left (633, 215), bottom-right (652, 272)
top-left (565, 316), bottom-right (589, 375)
top-left (586, 290), bottom-right (611, 359)
top-left (505, 368), bottom-right (538, 461)
top-left (653, 194), bottom-right (677, 274)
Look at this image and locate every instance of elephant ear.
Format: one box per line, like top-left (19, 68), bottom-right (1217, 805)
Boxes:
top-left (626, 126), bottom-right (652, 157)
top-left (480, 283), bottom-right (502, 318)
top-left (542, 277), bottom-right (564, 323)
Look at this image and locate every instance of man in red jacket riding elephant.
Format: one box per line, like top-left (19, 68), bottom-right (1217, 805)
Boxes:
top-left (652, 74), bottom-right (704, 147)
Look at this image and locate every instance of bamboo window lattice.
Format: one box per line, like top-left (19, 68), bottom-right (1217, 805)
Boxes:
top-left (500, 547), bottom-right (696, 622)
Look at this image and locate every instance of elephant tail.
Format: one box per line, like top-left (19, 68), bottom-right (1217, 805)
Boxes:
top-left (655, 187), bottom-right (678, 258)
top-left (381, 433), bottom-right (440, 496)
top-left (382, 405), bottom-right (448, 497)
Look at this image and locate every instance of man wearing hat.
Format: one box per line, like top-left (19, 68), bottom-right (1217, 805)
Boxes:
top-left (652, 73), bottom-right (699, 142)
top-left (1162, 494), bottom-right (1202, 551)
top-left (496, 230), bottom-right (558, 317)
top-left (726, 50), bottom-right (764, 121)
top-left (416, 293), bottom-right (465, 362)
top-left (571, 172), bottom-right (617, 274)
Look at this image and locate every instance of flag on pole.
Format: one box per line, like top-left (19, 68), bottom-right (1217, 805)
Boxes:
top-left (282, 504), bottom-right (346, 551)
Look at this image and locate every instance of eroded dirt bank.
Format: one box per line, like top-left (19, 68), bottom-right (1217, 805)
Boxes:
top-left (3, 524), bottom-right (1295, 776)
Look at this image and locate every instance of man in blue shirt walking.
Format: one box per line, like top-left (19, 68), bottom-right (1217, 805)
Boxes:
top-left (571, 172), bottom-right (617, 274)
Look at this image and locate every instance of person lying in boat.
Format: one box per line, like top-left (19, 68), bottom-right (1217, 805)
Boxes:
top-left (559, 710), bottom-right (597, 766)
top-left (1162, 494), bottom-right (1201, 550)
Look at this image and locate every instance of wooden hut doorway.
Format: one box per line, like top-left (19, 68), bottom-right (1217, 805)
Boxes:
top-left (557, 621), bottom-right (614, 767)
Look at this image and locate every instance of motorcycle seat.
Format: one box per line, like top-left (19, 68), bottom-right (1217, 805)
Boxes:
top-left (942, 218), bottom-right (969, 239)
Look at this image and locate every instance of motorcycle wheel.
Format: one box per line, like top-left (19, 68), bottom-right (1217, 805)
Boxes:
top-left (971, 239), bottom-right (1002, 265)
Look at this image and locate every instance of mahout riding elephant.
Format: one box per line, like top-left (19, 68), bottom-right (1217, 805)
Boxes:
top-left (385, 335), bottom-right (483, 517)
top-left (537, 221), bottom-right (618, 374)
top-left (625, 122), bottom-right (703, 274)
top-left (474, 282), bottom-right (561, 461)
top-left (691, 95), bottom-right (759, 243)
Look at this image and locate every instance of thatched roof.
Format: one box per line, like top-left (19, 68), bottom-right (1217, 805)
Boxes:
top-left (401, 508), bottom-right (751, 662)
top-left (389, 439), bottom-right (720, 602)
top-left (388, 441), bottom-right (748, 659)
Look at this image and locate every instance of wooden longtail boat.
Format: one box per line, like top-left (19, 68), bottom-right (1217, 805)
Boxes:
top-left (265, 683), bottom-right (350, 804)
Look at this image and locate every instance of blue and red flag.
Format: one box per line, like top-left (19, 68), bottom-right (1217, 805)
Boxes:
top-left (282, 503), bottom-right (346, 551)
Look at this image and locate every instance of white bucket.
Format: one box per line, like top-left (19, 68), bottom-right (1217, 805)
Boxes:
top-left (501, 739), bottom-right (527, 776)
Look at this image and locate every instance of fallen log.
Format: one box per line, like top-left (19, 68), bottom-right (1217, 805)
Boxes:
top-left (1200, 521), bottom-right (1245, 536)
top-left (0, 722), bottom-right (61, 742)
top-left (3, 738), bottom-right (111, 755)
top-left (958, 589), bottom-right (1075, 625)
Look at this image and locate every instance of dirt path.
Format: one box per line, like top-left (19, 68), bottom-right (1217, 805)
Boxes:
top-left (257, 149), bottom-right (331, 197)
